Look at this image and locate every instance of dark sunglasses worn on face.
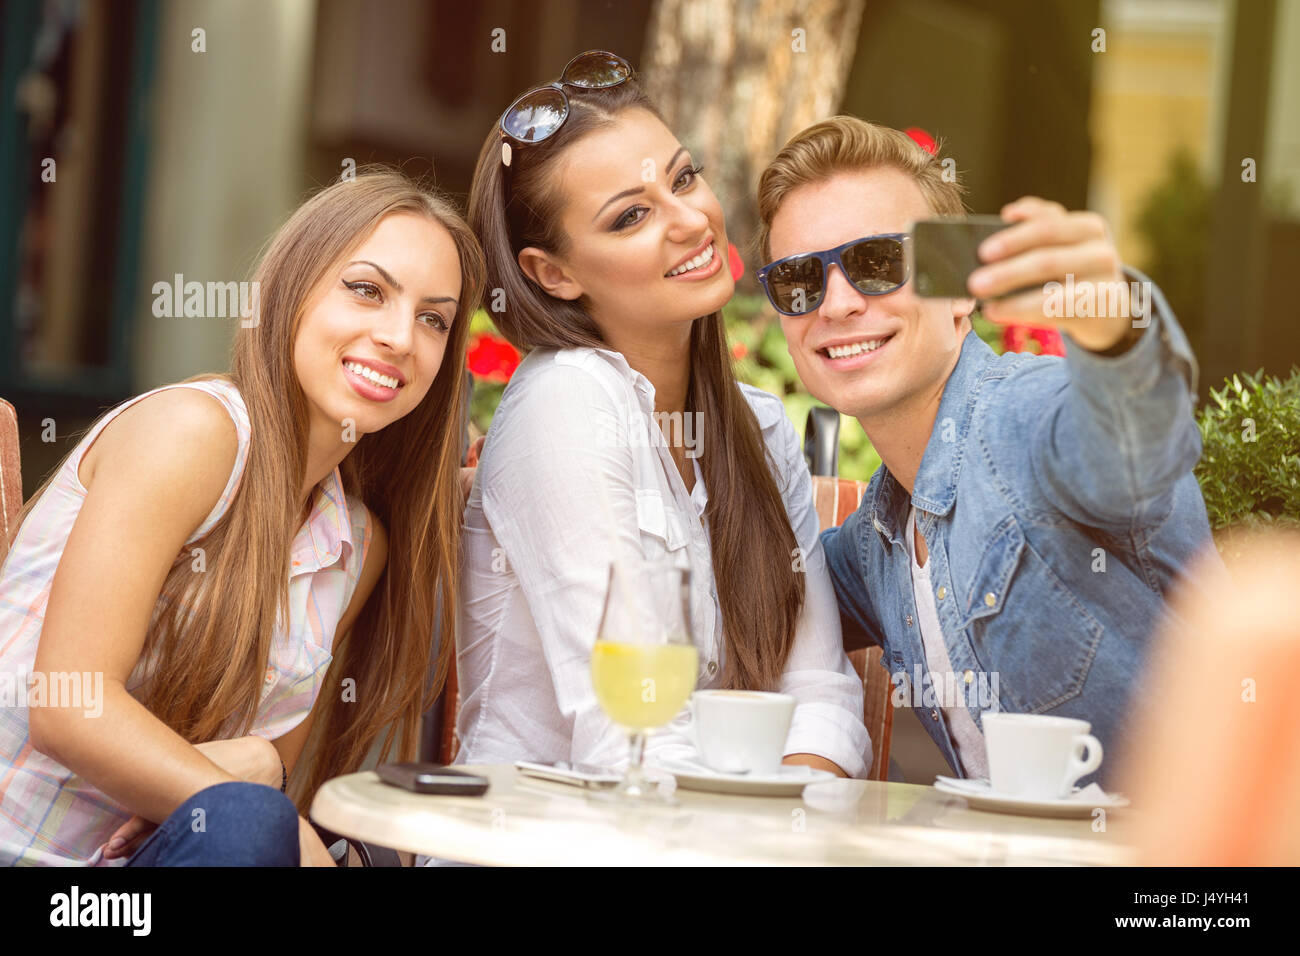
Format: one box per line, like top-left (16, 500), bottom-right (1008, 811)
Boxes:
top-left (497, 50), bottom-right (634, 167)
top-left (756, 233), bottom-right (912, 316)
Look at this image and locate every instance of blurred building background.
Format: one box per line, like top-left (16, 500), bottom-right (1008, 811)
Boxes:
top-left (2, 0), bottom-right (1296, 784)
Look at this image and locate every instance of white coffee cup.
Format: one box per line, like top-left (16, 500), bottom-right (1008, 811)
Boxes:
top-left (680, 690), bottom-right (795, 775)
top-left (981, 712), bottom-right (1103, 800)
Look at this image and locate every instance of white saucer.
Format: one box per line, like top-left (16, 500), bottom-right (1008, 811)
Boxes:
top-left (933, 775), bottom-right (1130, 818)
top-left (654, 757), bottom-right (835, 796)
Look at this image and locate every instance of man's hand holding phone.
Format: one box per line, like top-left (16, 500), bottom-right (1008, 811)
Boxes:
top-left (913, 197), bottom-right (1141, 354)
top-left (965, 197), bottom-right (1137, 353)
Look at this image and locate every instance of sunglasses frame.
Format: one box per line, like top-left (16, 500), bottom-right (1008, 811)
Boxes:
top-left (498, 50), bottom-right (635, 149)
top-left (756, 232), bottom-right (912, 316)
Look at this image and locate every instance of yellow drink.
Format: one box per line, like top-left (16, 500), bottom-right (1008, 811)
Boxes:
top-left (591, 640), bottom-right (698, 731)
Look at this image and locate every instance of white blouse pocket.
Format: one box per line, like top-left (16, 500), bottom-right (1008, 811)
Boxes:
top-left (634, 489), bottom-right (688, 559)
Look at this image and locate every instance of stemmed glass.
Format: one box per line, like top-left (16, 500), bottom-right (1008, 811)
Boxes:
top-left (590, 556), bottom-right (698, 803)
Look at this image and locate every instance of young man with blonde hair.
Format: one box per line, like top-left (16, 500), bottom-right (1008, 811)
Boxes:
top-left (755, 116), bottom-right (1216, 787)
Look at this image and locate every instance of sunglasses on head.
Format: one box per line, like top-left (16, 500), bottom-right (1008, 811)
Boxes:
top-left (498, 50), bottom-right (634, 166)
top-left (756, 233), bottom-right (911, 316)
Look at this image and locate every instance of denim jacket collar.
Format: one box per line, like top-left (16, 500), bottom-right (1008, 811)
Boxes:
top-left (866, 329), bottom-right (998, 544)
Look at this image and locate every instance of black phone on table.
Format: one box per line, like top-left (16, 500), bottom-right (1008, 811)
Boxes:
top-left (375, 762), bottom-right (490, 796)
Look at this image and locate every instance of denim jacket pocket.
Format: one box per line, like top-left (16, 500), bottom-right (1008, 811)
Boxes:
top-left (956, 513), bottom-right (1105, 714)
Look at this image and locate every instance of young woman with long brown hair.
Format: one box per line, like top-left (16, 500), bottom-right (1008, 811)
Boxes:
top-left (453, 52), bottom-right (870, 779)
top-left (0, 168), bottom-right (484, 866)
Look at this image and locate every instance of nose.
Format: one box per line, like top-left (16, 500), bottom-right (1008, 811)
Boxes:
top-left (816, 263), bottom-right (869, 323)
top-left (664, 190), bottom-right (711, 244)
top-left (368, 300), bottom-right (415, 355)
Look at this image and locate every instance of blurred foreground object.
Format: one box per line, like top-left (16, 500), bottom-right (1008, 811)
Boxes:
top-left (1120, 530), bottom-right (1300, 865)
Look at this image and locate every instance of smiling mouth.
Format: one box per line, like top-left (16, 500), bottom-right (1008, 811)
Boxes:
top-left (817, 334), bottom-right (895, 359)
top-left (343, 359), bottom-right (404, 390)
top-left (665, 241), bottom-right (716, 278)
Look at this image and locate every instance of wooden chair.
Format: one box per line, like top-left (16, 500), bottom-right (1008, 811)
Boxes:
top-left (1, 398), bottom-right (22, 563)
top-left (435, 405), bottom-right (893, 781)
top-left (805, 404), bottom-right (893, 781)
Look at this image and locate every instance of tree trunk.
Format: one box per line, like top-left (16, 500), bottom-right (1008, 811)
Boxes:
top-left (640, 0), bottom-right (866, 286)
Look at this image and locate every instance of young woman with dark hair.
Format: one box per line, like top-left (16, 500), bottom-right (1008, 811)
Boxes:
top-left (454, 52), bottom-right (869, 779)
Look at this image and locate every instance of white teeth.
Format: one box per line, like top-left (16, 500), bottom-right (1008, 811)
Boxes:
top-left (667, 242), bottom-right (715, 277)
top-left (344, 360), bottom-right (401, 389)
top-left (825, 338), bottom-right (889, 359)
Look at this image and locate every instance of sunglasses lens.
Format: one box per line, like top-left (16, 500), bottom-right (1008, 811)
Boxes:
top-left (843, 237), bottom-right (906, 293)
top-left (767, 256), bottom-right (825, 314)
top-left (562, 51), bottom-right (632, 88)
top-left (502, 88), bottom-right (568, 143)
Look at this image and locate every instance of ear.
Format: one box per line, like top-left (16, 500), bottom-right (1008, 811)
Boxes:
top-left (952, 296), bottom-right (977, 328)
top-left (517, 246), bottom-right (585, 301)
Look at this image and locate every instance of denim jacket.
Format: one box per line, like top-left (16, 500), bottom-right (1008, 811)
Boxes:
top-left (821, 270), bottom-right (1219, 788)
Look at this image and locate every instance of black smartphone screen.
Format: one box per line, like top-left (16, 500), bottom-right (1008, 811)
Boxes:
top-left (911, 216), bottom-right (1013, 298)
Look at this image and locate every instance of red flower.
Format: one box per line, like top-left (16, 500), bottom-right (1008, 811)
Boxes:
top-left (728, 242), bottom-right (744, 281)
top-left (467, 332), bottom-right (520, 384)
top-left (1000, 323), bottom-right (1066, 357)
top-left (731, 342), bottom-right (748, 360)
top-left (905, 126), bottom-right (938, 156)
top-left (1031, 327), bottom-right (1066, 357)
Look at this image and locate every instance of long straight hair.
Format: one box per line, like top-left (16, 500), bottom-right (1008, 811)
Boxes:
top-left (13, 168), bottom-right (485, 811)
top-left (467, 74), bottom-right (803, 691)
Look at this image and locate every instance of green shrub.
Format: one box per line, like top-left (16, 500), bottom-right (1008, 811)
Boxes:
top-left (1194, 367), bottom-right (1300, 531)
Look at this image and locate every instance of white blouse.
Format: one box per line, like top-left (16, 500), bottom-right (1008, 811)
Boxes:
top-left (454, 345), bottom-right (871, 778)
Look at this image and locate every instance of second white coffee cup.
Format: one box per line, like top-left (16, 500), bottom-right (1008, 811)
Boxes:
top-left (982, 712), bottom-right (1103, 800)
top-left (680, 690), bottom-right (795, 775)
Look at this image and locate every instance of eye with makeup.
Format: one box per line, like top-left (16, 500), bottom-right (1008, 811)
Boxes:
top-left (610, 163), bottom-right (705, 232)
top-left (342, 278), bottom-right (452, 332)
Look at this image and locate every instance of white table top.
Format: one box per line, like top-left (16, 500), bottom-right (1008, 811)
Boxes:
top-left (310, 764), bottom-right (1137, 866)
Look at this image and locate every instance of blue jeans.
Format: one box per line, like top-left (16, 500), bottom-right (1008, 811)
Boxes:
top-left (125, 781), bottom-right (300, 866)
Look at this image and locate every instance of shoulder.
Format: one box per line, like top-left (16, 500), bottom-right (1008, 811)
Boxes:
top-left (503, 347), bottom-right (630, 408)
top-left (736, 382), bottom-right (790, 436)
top-left (483, 347), bottom-right (633, 458)
top-left (736, 383), bottom-right (802, 477)
top-left (81, 383), bottom-right (240, 498)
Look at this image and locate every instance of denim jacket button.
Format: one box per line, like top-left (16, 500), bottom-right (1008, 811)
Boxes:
top-left (930, 709), bottom-right (939, 721)
top-left (984, 591), bottom-right (996, 607)
top-left (706, 661), bottom-right (717, 676)
top-left (963, 669), bottom-right (974, 683)
top-left (906, 614), bottom-right (914, 627)
top-left (936, 586), bottom-right (947, 600)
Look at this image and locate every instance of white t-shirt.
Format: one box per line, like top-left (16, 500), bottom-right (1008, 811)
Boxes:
top-left (905, 506), bottom-right (989, 779)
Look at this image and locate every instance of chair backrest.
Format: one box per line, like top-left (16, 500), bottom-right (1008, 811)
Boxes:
top-left (811, 475), bottom-right (893, 780)
top-left (438, 474), bottom-right (893, 779)
top-left (0, 398), bottom-right (22, 564)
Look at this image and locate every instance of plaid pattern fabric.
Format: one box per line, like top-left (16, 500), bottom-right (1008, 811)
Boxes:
top-left (0, 378), bottom-right (370, 866)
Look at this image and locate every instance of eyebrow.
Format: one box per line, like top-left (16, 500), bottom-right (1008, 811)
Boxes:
top-left (346, 260), bottom-right (459, 307)
top-left (592, 146), bottom-right (690, 223)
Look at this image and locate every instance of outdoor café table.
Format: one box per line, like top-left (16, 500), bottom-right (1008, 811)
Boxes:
top-left (310, 763), bottom-right (1137, 865)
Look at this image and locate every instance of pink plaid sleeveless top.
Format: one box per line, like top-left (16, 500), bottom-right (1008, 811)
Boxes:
top-left (0, 378), bottom-right (372, 866)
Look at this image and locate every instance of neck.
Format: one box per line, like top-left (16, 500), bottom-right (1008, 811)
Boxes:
top-left (858, 343), bottom-right (964, 496)
top-left (602, 317), bottom-right (694, 415)
top-left (299, 415), bottom-right (355, 519)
